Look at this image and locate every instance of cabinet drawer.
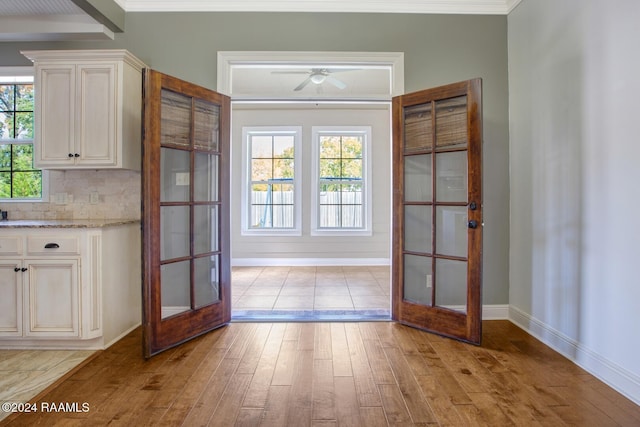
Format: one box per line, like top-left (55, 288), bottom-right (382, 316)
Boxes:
top-left (27, 236), bottom-right (80, 255)
top-left (0, 236), bottom-right (23, 256)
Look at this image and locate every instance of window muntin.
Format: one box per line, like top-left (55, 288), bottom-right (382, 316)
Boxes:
top-left (312, 127), bottom-right (372, 235)
top-left (242, 127), bottom-right (301, 235)
top-left (0, 73), bottom-right (44, 200)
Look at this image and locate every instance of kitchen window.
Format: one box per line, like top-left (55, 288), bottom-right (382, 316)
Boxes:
top-left (241, 126), bottom-right (302, 235)
top-left (0, 69), bottom-right (46, 201)
top-left (311, 126), bottom-right (372, 235)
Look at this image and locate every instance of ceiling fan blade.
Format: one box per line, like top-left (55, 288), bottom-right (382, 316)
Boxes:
top-left (326, 76), bottom-right (347, 89)
top-left (325, 68), bottom-right (361, 74)
top-left (271, 70), bottom-right (311, 75)
top-left (294, 77), bottom-right (313, 91)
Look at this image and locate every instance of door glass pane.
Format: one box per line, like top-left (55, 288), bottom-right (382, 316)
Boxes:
top-left (436, 151), bottom-right (467, 202)
top-left (436, 206), bottom-right (468, 258)
top-left (404, 103), bottom-right (433, 152)
top-left (435, 95), bottom-right (467, 149)
top-left (194, 255), bottom-right (220, 308)
top-left (404, 154), bottom-right (432, 202)
top-left (403, 254), bottom-right (432, 305)
top-left (161, 260), bottom-right (190, 319)
top-left (194, 205), bottom-right (218, 255)
top-left (435, 258), bottom-right (467, 313)
top-left (161, 89), bottom-right (191, 147)
top-left (404, 205), bottom-right (432, 254)
top-left (160, 206), bottom-right (190, 260)
top-left (161, 148), bottom-right (190, 202)
top-left (194, 153), bottom-right (218, 202)
top-left (194, 99), bottom-right (219, 151)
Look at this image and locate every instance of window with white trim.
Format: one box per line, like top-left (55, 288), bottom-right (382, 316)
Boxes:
top-left (0, 68), bottom-right (47, 201)
top-left (241, 126), bottom-right (302, 235)
top-left (312, 126), bottom-right (372, 235)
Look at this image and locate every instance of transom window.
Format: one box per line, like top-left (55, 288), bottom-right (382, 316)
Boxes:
top-left (241, 127), bottom-right (302, 235)
top-left (0, 70), bottom-right (45, 201)
top-left (312, 126), bottom-right (372, 235)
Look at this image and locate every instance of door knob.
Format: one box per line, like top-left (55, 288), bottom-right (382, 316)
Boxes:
top-left (468, 220), bottom-right (478, 229)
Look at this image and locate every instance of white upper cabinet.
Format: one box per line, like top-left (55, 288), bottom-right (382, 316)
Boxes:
top-left (22, 50), bottom-right (146, 170)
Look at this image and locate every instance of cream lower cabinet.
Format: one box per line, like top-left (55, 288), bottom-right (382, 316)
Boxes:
top-left (24, 259), bottom-right (80, 338)
top-left (0, 223), bottom-right (141, 349)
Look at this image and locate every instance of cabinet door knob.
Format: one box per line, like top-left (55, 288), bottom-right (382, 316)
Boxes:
top-left (14, 267), bottom-right (20, 272)
top-left (74, 153), bottom-right (80, 157)
top-left (44, 243), bottom-right (60, 249)
top-left (68, 153), bottom-right (74, 157)
top-left (21, 268), bottom-right (27, 272)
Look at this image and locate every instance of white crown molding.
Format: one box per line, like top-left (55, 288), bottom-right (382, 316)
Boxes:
top-left (115, 0), bottom-right (523, 15)
top-left (21, 49), bottom-right (146, 69)
top-left (505, 0), bottom-right (524, 13)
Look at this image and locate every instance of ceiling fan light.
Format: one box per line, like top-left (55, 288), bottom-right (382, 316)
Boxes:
top-left (310, 74), bottom-right (326, 84)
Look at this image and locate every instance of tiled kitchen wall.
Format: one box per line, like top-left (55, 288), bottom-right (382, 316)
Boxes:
top-left (6, 170), bottom-right (141, 220)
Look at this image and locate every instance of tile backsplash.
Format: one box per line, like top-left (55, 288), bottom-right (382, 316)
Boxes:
top-left (6, 169), bottom-right (141, 220)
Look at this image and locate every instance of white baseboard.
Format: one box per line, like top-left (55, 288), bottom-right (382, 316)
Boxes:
top-left (102, 323), bottom-right (141, 350)
top-left (232, 258), bottom-right (390, 267)
top-left (483, 304), bottom-right (510, 320)
top-left (509, 305), bottom-right (640, 406)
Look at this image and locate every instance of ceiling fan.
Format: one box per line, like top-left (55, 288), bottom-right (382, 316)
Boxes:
top-left (272, 67), bottom-right (358, 91)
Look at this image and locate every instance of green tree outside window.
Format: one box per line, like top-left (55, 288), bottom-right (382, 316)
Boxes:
top-left (0, 82), bottom-right (42, 199)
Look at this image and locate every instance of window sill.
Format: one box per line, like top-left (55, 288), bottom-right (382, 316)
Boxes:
top-left (311, 229), bottom-right (372, 237)
top-left (241, 229), bottom-right (302, 237)
top-left (0, 198), bottom-right (46, 203)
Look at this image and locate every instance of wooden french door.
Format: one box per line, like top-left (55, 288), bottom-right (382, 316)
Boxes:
top-left (392, 78), bottom-right (483, 344)
top-left (142, 69), bottom-right (231, 357)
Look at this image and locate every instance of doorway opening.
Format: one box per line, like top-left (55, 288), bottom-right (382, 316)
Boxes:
top-left (231, 265), bottom-right (391, 321)
top-left (217, 52), bottom-right (404, 321)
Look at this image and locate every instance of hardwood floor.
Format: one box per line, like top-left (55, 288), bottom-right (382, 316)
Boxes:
top-left (3, 320), bottom-right (639, 426)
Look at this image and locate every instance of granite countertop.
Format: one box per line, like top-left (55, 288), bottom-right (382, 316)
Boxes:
top-left (0, 219), bottom-right (140, 229)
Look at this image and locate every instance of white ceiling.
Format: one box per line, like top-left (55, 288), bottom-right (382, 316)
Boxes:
top-left (0, 0), bottom-right (114, 41)
top-left (0, 0), bottom-right (522, 41)
top-left (0, 0), bottom-right (85, 15)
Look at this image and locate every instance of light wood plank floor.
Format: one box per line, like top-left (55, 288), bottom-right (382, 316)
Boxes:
top-left (0, 350), bottom-right (94, 423)
top-left (3, 321), bottom-right (639, 426)
top-left (232, 266), bottom-right (391, 320)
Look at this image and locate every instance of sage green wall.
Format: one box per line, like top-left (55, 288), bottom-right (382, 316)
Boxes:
top-left (0, 12), bottom-right (509, 305)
